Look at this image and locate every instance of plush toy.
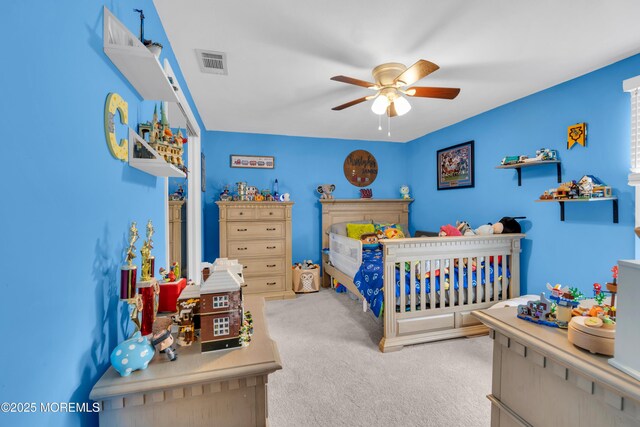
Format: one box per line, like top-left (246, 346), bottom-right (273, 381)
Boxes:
top-left (475, 224), bottom-right (494, 235)
top-left (400, 185), bottom-right (411, 200)
top-left (475, 222), bottom-right (504, 235)
top-left (439, 224), bottom-right (462, 237)
top-left (317, 184), bottom-right (336, 199)
top-left (360, 233), bottom-right (380, 250)
top-left (456, 220), bottom-right (475, 236)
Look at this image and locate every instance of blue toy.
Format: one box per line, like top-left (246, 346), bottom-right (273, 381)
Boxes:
top-left (110, 331), bottom-right (155, 377)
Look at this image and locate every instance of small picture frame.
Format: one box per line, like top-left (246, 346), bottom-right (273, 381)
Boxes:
top-left (201, 152), bottom-right (206, 192)
top-left (230, 155), bottom-right (275, 169)
top-left (437, 141), bottom-right (475, 190)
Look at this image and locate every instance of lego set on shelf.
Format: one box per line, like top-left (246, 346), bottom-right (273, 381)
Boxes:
top-left (219, 180), bottom-right (290, 202)
top-left (539, 174), bottom-right (612, 200)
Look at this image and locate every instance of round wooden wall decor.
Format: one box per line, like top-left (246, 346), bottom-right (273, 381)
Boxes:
top-left (343, 150), bottom-right (378, 187)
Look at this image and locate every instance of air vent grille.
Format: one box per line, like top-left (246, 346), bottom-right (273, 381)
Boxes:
top-left (196, 50), bottom-right (227, 75)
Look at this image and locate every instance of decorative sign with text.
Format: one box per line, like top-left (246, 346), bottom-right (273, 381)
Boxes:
top-left (343, 150), bottom-right (378, 187)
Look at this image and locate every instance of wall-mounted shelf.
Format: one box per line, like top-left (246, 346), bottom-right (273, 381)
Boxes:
top-left (103, 7), bottom-right (178, 103)
top-left (128, 129), bottom-right (186, 178)
top-left (535, 197), bottom-right (618, 223)
top-left (496, 160), bottom-right (561, 186)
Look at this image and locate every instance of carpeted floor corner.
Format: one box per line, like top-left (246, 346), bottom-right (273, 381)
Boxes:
top-left (265, 288), bottom-right (492, 427)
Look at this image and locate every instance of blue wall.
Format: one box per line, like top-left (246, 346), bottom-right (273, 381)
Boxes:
top-left (202, 131), bottom-right (409, 264)
top-left (1, 2), bottom-right (202, 426)
top-left (407, 54), bottom-right (640, 295)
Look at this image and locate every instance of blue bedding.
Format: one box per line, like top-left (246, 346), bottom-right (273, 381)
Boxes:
top-left (347, 249), bottom-right (509, 317)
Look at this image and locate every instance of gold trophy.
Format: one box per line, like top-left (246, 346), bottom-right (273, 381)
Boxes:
top-left (120, 222), bottom-right (142, 333)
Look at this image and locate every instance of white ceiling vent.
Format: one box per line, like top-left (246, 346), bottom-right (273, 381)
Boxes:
top-left (196, 49), bottom-right (228, 75)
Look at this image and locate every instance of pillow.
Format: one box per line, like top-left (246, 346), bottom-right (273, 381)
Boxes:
top-left (328, 220), bottom-right (371, 236)
top-left (374, 223), bottom-right (406, 239)
top-left (346, 223), bottom-right (375, 240)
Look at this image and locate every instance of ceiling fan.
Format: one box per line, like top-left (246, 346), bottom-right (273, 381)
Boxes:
top-left (330, 60), bottom-right (460, 117)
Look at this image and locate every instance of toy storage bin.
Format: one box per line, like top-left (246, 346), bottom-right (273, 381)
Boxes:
top-left (292, 266), bottom-right (320, 293)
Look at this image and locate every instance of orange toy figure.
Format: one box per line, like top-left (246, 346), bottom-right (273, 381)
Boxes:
top-left (588, 305), bottom-right (604, 317)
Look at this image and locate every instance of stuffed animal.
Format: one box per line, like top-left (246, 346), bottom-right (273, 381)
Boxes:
top-left (456, 220), bottom-right (475, 236)
top-left (475, 222), bottom-right (504, 235)
top-left (400, 185), bottom-right (411, 200)
top-left (360, 233), bottom-right (380, 250)
top-left (439, 224), bottom-right (462, 237)
top-left (317, 184), bottom-right (336, 199)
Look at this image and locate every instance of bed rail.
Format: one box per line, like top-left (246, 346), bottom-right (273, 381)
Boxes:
top-left (328, 233), bottom-right (362, 280)
top-left (379, 234), bottom-right (524, 352)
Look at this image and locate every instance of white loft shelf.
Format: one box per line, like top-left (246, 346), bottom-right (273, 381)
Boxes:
top-left (128, 129), bottom-right (186, 178)
top-left (103, 7), bottom-right (178, 102)
top-left (163, 60), bottom-right (200, 137)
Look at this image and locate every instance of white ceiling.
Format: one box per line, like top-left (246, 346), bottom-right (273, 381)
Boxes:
top-left (154, 0), bottom-right (640, 143)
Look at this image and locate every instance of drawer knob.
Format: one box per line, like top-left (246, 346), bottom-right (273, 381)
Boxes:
top-left (238, 247), bottom-right (247, 251)
top-left (269, 212), bottom-right (273, 215)
top-left (266, 228), bottom-right (276, 231)
top-left (239, 212), bottom-right (244, 215)
top-left (267, 282), bottom-right (277, 286)
top-left (267, 264), bottom-right (276, 268)
top-left (243, 265), bottom-right (248, 269)
top-left (267, 246), bottom-right (276, 249)
top-left (237, 228), bottom-right (247, 232)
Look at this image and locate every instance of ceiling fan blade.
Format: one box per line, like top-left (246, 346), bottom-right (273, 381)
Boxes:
top-left (394, 60), bottom-right (439, 86)
top-left (331, 96), bottom-right (370, 111)
top-left (405, 87), bottom-right (460, 99)
top-left (387, 102), bottom-right (398, 117)
top-left (330, 75), bottom-right (377, 89)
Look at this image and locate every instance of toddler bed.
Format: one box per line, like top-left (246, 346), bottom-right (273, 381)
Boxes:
top-left (320, 199), bottom-right (523, 352)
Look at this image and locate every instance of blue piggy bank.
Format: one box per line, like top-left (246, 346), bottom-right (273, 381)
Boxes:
top-left (110, 331), bottom-right (155, 377)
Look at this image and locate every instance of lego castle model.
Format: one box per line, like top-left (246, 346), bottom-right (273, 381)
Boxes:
top-left (137, 103), bottom-right (185, 167)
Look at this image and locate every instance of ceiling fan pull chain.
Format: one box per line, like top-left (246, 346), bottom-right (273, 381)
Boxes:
top-left (387, 115), bottom-right (391, 137)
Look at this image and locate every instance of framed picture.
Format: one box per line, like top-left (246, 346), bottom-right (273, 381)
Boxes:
top-left (437, 140), bottom-right (475, 190)
top-left (230, 154), bottom-right (275, 169)
top-left (201, 152), bottom-right (206, 192)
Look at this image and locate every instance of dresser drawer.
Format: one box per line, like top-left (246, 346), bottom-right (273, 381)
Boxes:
top-left (244, 275), bottom-right (286, 293)
top-left (240, 258), bottom-right (286, 276)
top-left (227, 240), bottom-right (284, 257)
top-left (227, 222), bottom-right (284, 240)
top-left (257, 208), bottom-right (285, 220)
top-left (227, 208), bottom-right (256, 220)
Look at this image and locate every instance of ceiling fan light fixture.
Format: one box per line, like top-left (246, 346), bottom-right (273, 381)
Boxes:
top-left (371, 95), bottom-right (390, 115)
top-left (394, 96), bottom-right (412, 116)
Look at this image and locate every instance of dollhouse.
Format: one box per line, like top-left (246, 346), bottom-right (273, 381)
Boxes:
top-left (199, 265), bottom-right (244, 352)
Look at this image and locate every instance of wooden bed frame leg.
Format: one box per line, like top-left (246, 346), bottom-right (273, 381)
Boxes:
top-left (378, 338), bottom-right (404, 353)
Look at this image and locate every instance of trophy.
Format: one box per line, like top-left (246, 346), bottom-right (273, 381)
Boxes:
top-left (138, 220), bottom-right (159, 336)
top-left (120, 222), bottom-right (142, 333)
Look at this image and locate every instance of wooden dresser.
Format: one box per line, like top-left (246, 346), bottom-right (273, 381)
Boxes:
top-left (473, 307), bottom-right (640, 427)
top-left (90, 296), bottom-right (281, 427)
top-left (216, 201), bottom-right (295, 300)
top-left (169, 200), bottom-right (186, 277)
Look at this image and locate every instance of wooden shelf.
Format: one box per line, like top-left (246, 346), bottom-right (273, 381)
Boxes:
top-left (496, 160), bottom-right (561, 186)
top-left (128, 129), bottom-right (186, 178)
top-left (536, 197), bottom-right (618, 223)
top-left (103, 7), bottom-right (178, 102)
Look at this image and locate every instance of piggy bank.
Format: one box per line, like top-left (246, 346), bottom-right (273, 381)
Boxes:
top-left (110, 331), bottom-right (155, 377)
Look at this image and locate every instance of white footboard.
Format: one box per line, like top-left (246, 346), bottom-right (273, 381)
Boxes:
top-left (328, 233), bottom-right (362, 280)
top-left (379, 234), bottom-right (523, 352)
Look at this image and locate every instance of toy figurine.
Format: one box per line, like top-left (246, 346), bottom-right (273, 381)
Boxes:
top-left (140, 220), bottom-right (155, 282)
top-left (151, 317), bottom-right (177, 361)
top-left (400, 185), bottom-right (411, 199)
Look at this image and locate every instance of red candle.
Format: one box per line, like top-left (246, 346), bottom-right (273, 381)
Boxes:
top-left (120, 266), bottom-right (137, 300)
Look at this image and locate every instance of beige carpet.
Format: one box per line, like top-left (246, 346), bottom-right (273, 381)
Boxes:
top-left (265, 288), bottom-right (492, 427)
